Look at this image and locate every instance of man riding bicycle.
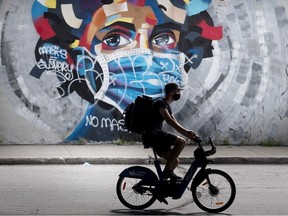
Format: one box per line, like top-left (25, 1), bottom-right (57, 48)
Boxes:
top-left (142, 82), bottom-right (199, 180)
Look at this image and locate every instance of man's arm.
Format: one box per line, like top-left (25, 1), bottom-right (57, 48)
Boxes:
top-left (159, 107), bottom-right (198, 140)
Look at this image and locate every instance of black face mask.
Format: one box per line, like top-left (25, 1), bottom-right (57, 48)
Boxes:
top-left (172, 93), bottom-right (181, 101)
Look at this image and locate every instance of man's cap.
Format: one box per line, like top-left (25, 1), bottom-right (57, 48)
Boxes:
top-left (165, 82), bottom-right (184, 94)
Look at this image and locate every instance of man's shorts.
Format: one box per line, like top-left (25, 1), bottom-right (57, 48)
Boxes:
top-left (142, 129), bottom-right (177, 156)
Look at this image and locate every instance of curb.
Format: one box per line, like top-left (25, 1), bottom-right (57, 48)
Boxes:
top-left (0, 157), bottom-right (288, 165)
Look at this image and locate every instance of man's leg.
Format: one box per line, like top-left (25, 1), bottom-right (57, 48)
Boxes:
top-left (162, 136), bottom-right (186, 171)
top-left (161, 152), bottom-right (179, 170)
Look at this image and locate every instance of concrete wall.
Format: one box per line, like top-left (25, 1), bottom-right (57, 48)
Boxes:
top-left (0, 0), bottom-right (287, 144)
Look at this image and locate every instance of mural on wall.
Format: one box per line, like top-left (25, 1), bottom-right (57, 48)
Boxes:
top-left (0, 0), bottom-right (287, 144)
top-left (30, 0), bottom-right (222, 142)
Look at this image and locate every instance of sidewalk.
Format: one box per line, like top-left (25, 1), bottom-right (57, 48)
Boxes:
top-left (0, 144), bottom-right (288, 165)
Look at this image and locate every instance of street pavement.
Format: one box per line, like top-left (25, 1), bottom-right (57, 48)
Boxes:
top-left (0, 144), bottom-right (288, 165)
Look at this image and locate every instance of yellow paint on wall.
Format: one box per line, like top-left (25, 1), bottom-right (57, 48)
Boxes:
top-left (37, 0), bottom-right (56, 9)
top-left (69, 39), bottom-right (79, 48)
top-left (114, 0), bottom-right (127, 3)
top-left (105, 17), bottom-right (134, 26)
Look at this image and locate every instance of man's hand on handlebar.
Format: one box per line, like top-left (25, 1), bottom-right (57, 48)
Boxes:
top-left (187, 130), bottom-right (201, 143)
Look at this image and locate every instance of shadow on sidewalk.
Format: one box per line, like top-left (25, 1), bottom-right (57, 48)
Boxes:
top-left (111, 209), bottom-right (231, 215)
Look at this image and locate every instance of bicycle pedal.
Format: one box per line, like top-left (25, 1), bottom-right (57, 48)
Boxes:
top-left (157, 197), bottom-right (168, 205)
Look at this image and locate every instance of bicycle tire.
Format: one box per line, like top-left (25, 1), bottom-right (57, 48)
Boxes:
top-left (116, 176), bottom-right (157, 210)
top-left (191, 169), bottom-right (236, 213)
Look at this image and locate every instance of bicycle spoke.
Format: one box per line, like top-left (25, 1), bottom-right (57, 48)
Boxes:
top-left (192, 170), bottom-right (236, 213)
top-left (118, 177), bottom-right (156, 208)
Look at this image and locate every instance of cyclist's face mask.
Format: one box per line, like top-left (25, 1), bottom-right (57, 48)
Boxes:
top-left (85, 48), bottom-right (188, 110)
top-left (172, 93), bottom-right (181, 101)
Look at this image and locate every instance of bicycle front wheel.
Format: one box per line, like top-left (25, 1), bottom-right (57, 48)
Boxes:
top-left (116, 176), bottom-right (157, 210)
top-left (191, 169), bottom-right (236, 213)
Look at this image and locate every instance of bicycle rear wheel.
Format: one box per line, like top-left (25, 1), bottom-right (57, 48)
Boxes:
top-left (191, 169), bottom-right (236, 213)
top-left (116, 176), bottom-right (157, 210)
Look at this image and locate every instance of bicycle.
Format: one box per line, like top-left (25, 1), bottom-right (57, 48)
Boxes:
top-left (116, 137), bottom-right (236, 213)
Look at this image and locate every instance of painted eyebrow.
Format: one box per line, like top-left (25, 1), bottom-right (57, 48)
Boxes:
top-left (99, 21), bottom-right (136, 33)
top-left (149, 22), bottom-right (181, 39)
top-left (153, 22), bottom-right (182, 32)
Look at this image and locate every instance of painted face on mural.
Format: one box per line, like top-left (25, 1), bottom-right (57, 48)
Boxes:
top-left (93, 3), bottom-right (180, 53)
top-left (78, 2), bottom-right (188, 110)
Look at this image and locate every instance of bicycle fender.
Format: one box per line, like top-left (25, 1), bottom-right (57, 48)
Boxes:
top-left (119, 166), bottom-right (159, 181)
top-left (191, 168), bottom-right (211, 189)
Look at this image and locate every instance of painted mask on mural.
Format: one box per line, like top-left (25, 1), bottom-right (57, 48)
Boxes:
top-left (82, 48), bottom-right (188, 111)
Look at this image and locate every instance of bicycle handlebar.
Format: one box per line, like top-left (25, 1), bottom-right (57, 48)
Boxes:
top-left (195, 136), bottom-right (216, 156)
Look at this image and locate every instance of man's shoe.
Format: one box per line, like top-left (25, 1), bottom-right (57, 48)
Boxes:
top-left (162, 170), bottom-right (182, 181)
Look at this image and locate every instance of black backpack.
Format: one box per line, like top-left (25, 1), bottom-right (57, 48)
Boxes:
top-left (123, 95), bottom-right (155, 134)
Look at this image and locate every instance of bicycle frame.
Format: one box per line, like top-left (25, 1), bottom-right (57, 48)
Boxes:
top-left (118, 138), bottom-right (216, 199)
top-left (152, 145), bottom-right (212, 199)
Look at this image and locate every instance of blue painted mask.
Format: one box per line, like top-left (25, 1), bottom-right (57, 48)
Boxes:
top-left (80, 48), bottom-right (188, 111)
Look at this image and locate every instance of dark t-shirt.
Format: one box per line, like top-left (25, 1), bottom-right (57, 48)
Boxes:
top-left (148, 98), bottom-right (172, 130)
top-left (142, 98), bottom-right (177, 153)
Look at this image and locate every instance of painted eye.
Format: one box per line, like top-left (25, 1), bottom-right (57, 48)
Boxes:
top-left (103, 32), bottom-right (131, 48)
top-left (151, 32), bottom-right (176, 47)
